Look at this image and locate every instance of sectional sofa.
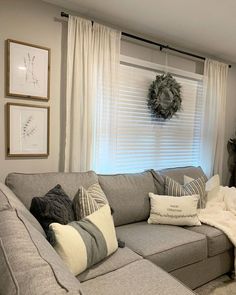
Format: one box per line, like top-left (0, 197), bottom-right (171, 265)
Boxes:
top-left (0, 166), bottom-right (233, 295)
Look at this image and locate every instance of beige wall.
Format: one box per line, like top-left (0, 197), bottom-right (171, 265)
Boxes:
top-left (0, 0), bottom-right (67, 182)
top-left (1, 0), bottom-right (236, 184)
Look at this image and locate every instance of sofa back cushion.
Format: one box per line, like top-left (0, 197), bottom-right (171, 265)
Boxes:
top-left (0, 208), bottom-right (82, 295)
top-left (98, 171), bottom-right (157, 226)
top-left (159, 166), bottom-right (207, 185)
top-left (5, 171), bottom-right (98, 210)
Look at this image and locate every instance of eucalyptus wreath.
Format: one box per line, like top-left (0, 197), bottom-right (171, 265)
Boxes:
top-left (147, 73), bottom-right (182, 120)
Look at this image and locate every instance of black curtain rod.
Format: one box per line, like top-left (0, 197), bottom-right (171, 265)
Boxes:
top-left (61, 12), bottom-right (231, 68)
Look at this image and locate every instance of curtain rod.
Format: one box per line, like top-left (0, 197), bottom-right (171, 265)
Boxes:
top-left (61, 12), bottom-right (231, 68)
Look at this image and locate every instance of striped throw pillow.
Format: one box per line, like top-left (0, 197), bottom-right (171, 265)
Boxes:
top-left (165, 176), bottom-right (206, 208)
top-left (73, 183), bottom-right (108, 219)
top-left (49, 204), bottom-right (118, 276)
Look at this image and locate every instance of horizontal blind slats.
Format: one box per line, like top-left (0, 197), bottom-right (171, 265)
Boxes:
top-left (93, 61), bottom-right (205, 174)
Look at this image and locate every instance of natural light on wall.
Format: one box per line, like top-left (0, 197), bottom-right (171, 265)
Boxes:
top-left (93, 56), bottom-right (205, 174)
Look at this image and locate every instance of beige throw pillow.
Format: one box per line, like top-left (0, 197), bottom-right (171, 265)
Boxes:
top-left (148, 193), bottom-right (201, 226)
top-left (49, 204), bottom-right (118, 276)
top-left (73, 183), bottom-right (108, 220)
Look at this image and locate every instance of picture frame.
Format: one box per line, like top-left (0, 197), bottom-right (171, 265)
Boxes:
top-left (7, 103), bottom-right (50, 157)
top-left (6, 39), bottom-right (50, 100)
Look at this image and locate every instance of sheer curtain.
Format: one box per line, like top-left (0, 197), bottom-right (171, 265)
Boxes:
top-left (64, 16), bottom-right (121, 172)
top-left (200, 59), bottom-right (228, 179)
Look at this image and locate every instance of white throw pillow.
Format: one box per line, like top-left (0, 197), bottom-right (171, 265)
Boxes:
top-left (205, 174), bottom-right (220, 192)
top-left (183, 175), bottom-right (194, 185)
top-left (148, 193), bottom-right (201, 226)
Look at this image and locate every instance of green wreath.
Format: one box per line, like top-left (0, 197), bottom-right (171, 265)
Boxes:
top-left (147, 73), bottom-right (182, 120)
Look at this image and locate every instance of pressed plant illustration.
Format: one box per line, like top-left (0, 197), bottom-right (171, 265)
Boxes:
top-left (22, 116), bottom-right (37, 139)
top-left (24, 53), bottom-right (39, 87)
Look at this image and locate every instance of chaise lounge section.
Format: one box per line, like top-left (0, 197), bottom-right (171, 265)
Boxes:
top-left (0, 166), bottom-right (233, 294)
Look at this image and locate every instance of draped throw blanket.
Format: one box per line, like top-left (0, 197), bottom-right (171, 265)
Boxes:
top-left (198, 186), bottom-right (236, 272)
top-left (65, 16), bottom-right (121, 172)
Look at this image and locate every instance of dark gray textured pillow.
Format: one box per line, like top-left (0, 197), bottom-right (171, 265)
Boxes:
top-left (30, 184), bottom-right (75, 237)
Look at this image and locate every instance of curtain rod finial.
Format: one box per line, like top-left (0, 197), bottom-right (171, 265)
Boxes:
top-left (61, 12), bottom-right (69, 18)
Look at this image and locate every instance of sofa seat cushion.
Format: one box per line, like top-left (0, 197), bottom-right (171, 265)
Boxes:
top-left (98, 171), bottom-right (157, 226)
top-left (187, 224), bottom-right (233, 257)
top-left (0, 209), bottom-right (82, 295)
top-left (81, 260), bottom-right (195, 295)
top-left (78, 247), bottom-right (142, 282)
top-left (5, 171), bottom-right (98, 209)
top-left (116, 222), bottom-right (207, 272)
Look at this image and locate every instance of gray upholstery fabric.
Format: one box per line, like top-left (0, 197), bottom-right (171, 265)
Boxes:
top-left (159, 166), bottom-right (207, 184)
top-left (98, 171), bottom-right (157, 226)
top-left (0, 186), bottom-right (12, 211)
top-left (186, 224), bottom-right (233, 257)
top-left (116, 222), bottom-right (207, 272)
top-left (171, 249), bottom-right (234, 289)
top-left (81, 260), bottom-right (195, 295)
top-left (5, 171), bottom-right (98, 209)
top-left (149, 169), bottom-right (165, 195)
top-left (0, 209), bottom-right (82, 295)
top-left (0, 183), bottom-right (45, 236)
top-left (0, 238), bottom-right (19, 295)
top-left (78, 247), bottom-right (142, 282)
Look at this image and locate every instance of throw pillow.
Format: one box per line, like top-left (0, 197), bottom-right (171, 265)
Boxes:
top-left (184, 174), bottom-right (220, 205)
top-left (205, 174), bottom-right (220, 192)
top-left (148, 193), bottom-right (201, 226)
top-left (49, 204), bottom-right (118, 276)
top-left (30, 184), bottom-right (75, 236)
top-left (73, 183), bottom-right (108, 220)
top-left (165, 175), bottom-right (206, 208)
top-left (183, 175), bottom-right (195, 185)
top-left (184, 174), bottom-right (220, 192)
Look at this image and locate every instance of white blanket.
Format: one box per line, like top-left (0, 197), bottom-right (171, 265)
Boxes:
top-left (198, 186), bottom-right (236, 271)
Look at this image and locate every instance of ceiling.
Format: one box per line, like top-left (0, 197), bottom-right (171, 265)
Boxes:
top-left (44, 0), bottom-right (236, 63)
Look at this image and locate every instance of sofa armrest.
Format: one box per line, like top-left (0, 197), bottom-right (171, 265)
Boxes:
top-left (0, 208), bottom-right (83, 295)
top-left (0, 182), bottom-right (45, 236)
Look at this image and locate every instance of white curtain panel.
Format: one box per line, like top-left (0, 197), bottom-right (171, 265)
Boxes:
top-left (201, 59), bottom-right (228, 179)
top-left (64, 16), bottom-right (121, 172)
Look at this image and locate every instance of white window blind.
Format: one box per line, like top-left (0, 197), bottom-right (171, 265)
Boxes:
top-left (93, 56), bottom-right (205, 174)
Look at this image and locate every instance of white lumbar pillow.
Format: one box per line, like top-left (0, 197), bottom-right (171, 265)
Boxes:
top-left (148, 193), bottom-right (201, 226)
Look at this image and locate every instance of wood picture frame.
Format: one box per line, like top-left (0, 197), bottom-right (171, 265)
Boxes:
top-left (7, 103), bottom-right (50, 157)
top-left (6, 39), bottom-right (50, 100)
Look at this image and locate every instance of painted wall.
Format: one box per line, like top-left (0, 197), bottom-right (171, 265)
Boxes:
top-left (0, 0), bottom-right (67, 181)
top-left (0, 0), bottom-right (236, 184)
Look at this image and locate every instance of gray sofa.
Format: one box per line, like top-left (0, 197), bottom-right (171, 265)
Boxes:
top-left (0, 166), bottom-right (233, 295)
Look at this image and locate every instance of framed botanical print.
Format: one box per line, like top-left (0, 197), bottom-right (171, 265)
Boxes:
top-left (7, 103), bottom-right (50, 157)
top-left (6, 39), bottom-right (50, 100)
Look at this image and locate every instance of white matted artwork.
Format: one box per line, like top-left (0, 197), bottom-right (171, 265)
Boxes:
top-left (7, 39), bottom-right (50, 100)
top-left (7, 103), bottom-right (49, 157)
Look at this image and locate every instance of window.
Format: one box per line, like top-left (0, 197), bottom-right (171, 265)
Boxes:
top-left (93, 56), bottom-right (205, 173)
